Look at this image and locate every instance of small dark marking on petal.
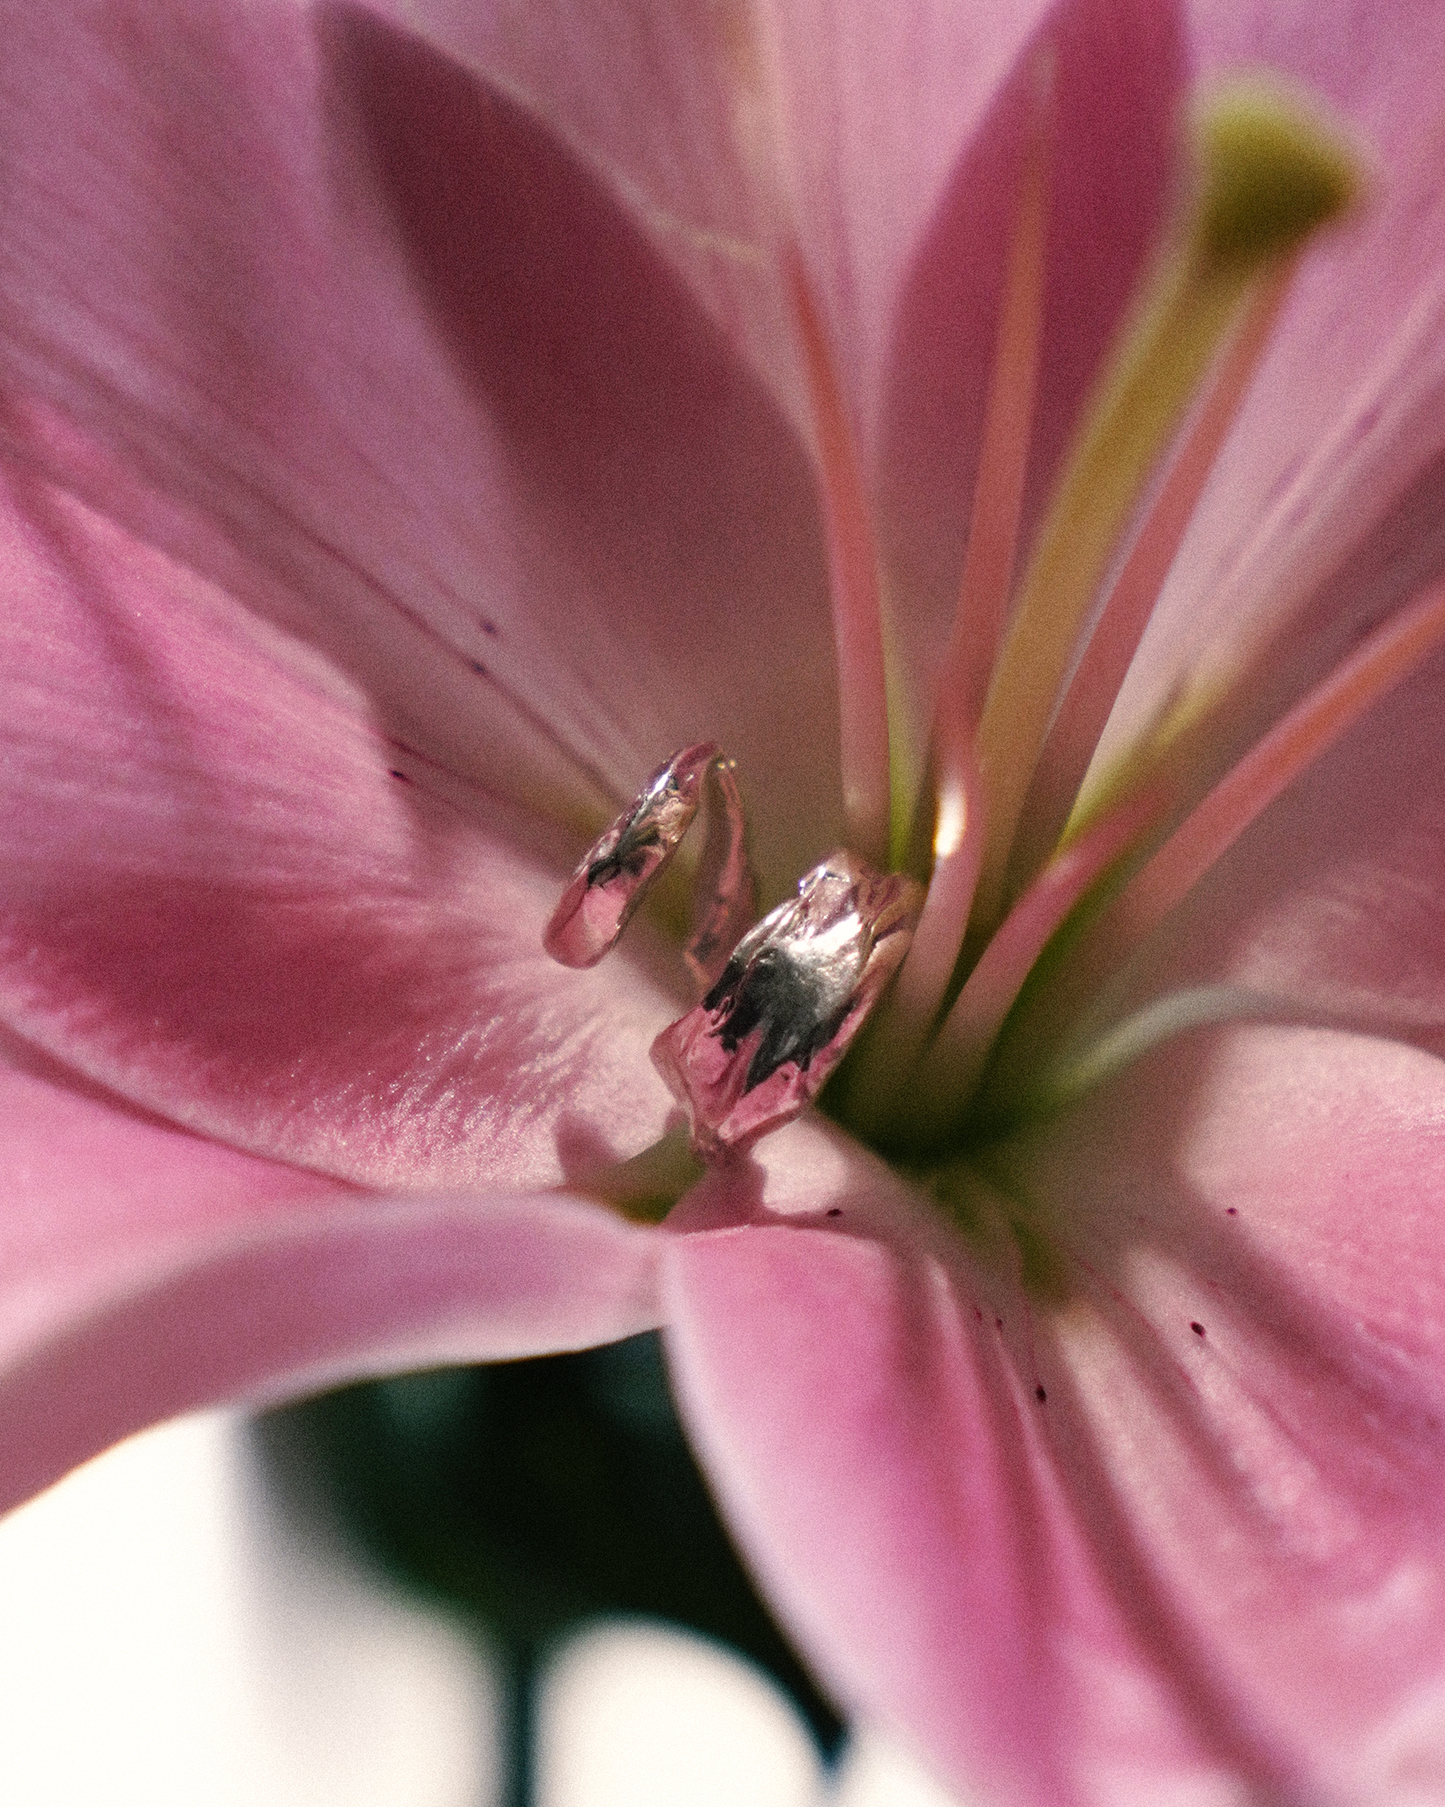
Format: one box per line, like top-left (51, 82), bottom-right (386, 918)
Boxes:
top-left (388, 768), bottom-right (411, 782)
top-left (994, 1317), bottom-right (1004, 1331)
top-left (826, 1206), bottom-right (843, 1217)
top-left (1226, 1206), bottom-right (1238, 1216)
top-left (481, 618), bottom-right (499, 637)
top-left (1190, 1321), bottom-right (1206, 1337)
top-left (469, 659), bottom-right (488, 676)
top-left (1034, 1385), bottom-right (1047, 1403)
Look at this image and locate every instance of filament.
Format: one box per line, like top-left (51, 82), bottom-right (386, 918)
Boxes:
top-left (909, 781), bottom-right (1165, 1135)
top-left (970, 82), bottom-right (1359, 936)
top-left (786, 246), bottom-right (893, 869)
top-left (1015, 259), bottom-right (1293, 881)
top-left (1103, 573), bottom-right (1445, 954)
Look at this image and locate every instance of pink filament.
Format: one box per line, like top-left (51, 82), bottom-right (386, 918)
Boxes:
top-left (915, 781), bottom-right (1166, 1119)
top-left (1110, 574), bottom-right (1445, 951)
top-left (848, 752), bottom-right (988, 1127)
top-left (881, 84), bottom-right (1050, 1069)
top-left (786, 245), bottom-right (892, 869)
top-left (932, 80), bottom-right (1050, 745)
top-left (1014, 263), bottom-right (1294, 884)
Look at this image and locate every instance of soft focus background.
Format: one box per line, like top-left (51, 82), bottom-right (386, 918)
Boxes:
top-left (0, 1404), bottom-right (967, 1806)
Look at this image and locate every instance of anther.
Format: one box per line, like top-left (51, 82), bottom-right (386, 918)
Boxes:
top-left (651, 853), bottom-right (924, 1157)
top-left (543, 743), bottom-right (758, 987)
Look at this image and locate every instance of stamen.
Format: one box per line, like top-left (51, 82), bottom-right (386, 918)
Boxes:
top-left (842, 754), bottom-right (986, 1136)
top-left (544, 742), bottom-right (758, 983)
top-left (925, 63), bottom-right (1050, 769)
top-left (969, 81), bottom-right (1359, 936)
top-left (563, 1123), bottom-right (705, 1225)
top-left (908, 781), bottom-right (1166, 1135)
top-left (1102, 574), bottom-right (1445, 955)
top-left (873, 68), bottom-right (1048, 1081)
top-left (651, 852), bottom-right (924, 1156)
top-left (786, 246), bottom-right (893, 870)
top-left (1018, 983), bottom-right (1309, 1122)
top-left (859, 84), bottom-right (1047, 1120)
top-left (683, 754), bottom-right (761, 988)
top-left (1014, 259), bottom-right (1292, 882)
top-left (924, 56), bottom-right (1047, 798)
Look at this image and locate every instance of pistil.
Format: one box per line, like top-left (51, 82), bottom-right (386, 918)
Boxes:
top-left (911, 779), bottom-right (1167, 1136)
top-left (545, 77), bottom-right (1387, 1195)
top-left (1013, 257), bottom-right (1293, 881)
top-left (969, 82), bottom-right (1359, 937)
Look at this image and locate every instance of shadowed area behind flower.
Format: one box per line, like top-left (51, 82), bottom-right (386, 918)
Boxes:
top-left (256, 1334), bottom-right (848, 1800)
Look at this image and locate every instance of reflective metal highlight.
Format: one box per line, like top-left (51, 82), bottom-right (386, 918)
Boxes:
top-left (650, 853), bottom-right (924, 1156)
top-left (543, 744), bottom-right (757, 987)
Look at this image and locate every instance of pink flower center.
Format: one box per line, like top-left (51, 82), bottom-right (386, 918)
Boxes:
top-left (546, 78), bottom-right (1445, 1211)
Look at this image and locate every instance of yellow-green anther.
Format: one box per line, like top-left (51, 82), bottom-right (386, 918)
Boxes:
top-left (968, 79), bottom-right (1360, 937)
top-left (1193, 81), bottom-right (1360, 274)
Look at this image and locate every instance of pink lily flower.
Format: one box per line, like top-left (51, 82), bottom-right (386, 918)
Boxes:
top-left (5, 0), bottom-right (1445, 1802)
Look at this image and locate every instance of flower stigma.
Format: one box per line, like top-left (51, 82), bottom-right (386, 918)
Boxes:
top-left (542, 78), bottom-right (1445, 1251)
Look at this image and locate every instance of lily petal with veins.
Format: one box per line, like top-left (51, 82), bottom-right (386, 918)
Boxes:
top-left (5, 3), bottom-right (1445, 1805)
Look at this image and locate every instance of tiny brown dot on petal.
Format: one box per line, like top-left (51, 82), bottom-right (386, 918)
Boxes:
top-left (1035, 1385), bottom-right (1047, 1402)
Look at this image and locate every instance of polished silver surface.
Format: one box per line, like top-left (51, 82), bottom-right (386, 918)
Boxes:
top-left (651, 852), bottom-right (924, 1156)
top-left (543, 744), bottom-right (746, 974)
top-left (680, 755), bottom-right (758, 989)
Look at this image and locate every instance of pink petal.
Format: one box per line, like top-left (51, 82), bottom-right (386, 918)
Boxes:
top-left (665, 1032), bottom-right (1445, 1805)
top-left (1101, 0), bottom-right (1445, 775)
top-left (1022, 1021), bottom-right (1445, 1805)
top-left (663, 1121), bottom-right (1244, 1807)
top-left (0, 0), bottom-right (843, 893)
top-left (0, 470), bottom-right (678, 1188)
top-left (393, 0), bottom-right (1062, 428)
top-left (0, 1039), bottom-right (660, 1513)
top-left (1092, 636), bottom-right (1445, 1057)
top-left (876, 0), bottom-right (1186, 724)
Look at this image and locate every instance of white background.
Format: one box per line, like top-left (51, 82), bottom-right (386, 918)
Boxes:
top-left (0, 1413), bottom-right (969, 1807)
